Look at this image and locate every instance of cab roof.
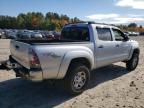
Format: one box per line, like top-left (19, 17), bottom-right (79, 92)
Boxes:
top-left (65, 21), bottom-right (119, 29)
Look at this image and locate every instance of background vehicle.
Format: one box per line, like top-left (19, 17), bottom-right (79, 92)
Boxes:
top-left (6, 30), bottom-right (18, 39)
top-left (127, 31), bottom-right (139, 36)
top-left (0, 30), bottom-right (2, 38)
top-left (0, 29), bottom-right (7, 38)
top-left (31, 32), bottom-right (43, 39)
top-left (7, 22), bottom-right (140, 95)
top-left (140, 32), bottom-right (144, 36)
top-left (17, 31), bottom-right (43, 39)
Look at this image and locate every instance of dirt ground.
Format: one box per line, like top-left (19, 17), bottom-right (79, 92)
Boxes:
top-left (0, 37), bottom-right (144, 108)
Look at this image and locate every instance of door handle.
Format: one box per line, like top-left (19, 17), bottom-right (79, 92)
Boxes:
top-left (15, 45), bottom-right (19, 49)
top-left (116, 44), bottom-right (120, 47)
top-left (98, 45), bottom-right (104, 48)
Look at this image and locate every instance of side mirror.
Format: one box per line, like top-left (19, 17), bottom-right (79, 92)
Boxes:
top-left (124, 34), bottom-right (129, 41)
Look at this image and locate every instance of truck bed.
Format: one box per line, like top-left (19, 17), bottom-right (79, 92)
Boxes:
top-left (10, 39), bottom-right (92, 69)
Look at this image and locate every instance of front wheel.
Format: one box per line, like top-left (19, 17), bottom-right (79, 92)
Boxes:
top-left (126, 53), bottom-right (139, 71)
top-left (64, 63), bottom-right (90, 95)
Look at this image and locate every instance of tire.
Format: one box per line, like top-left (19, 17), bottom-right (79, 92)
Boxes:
top-left (64, 63), bottom-right (90, 95)
top-left (126, 53), bottom-right (139, 71)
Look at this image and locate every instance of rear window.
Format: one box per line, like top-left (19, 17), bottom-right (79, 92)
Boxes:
top-left (61, 26), bottom-right (90, 41)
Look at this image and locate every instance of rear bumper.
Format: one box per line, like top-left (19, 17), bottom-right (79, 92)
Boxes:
top-left (9, 55), bottom-right (43, 82)
top-left (29, 69), bottom-right (43, 82)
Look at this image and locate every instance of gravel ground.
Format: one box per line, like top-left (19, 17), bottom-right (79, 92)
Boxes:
top-left (0, 37), bottom-right (144, 108)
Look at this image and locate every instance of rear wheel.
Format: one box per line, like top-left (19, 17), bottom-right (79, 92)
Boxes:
top-left (64, 63), bottom-right (90, 95)
top-left (126, 53), bottom-right (139, 71)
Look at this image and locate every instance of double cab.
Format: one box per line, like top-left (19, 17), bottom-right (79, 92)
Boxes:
top-left (9, 22), bottom-right (140, 94)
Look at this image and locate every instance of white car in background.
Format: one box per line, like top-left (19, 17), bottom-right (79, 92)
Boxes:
top-left (128, 32), bottom-right (139, 36)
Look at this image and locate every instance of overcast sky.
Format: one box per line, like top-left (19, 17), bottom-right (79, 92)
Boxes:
top-left (0, 0), bottom-right (144, 25)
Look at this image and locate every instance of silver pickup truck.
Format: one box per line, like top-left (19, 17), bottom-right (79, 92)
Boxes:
top-left (8, 22), bottom-right (140, 94)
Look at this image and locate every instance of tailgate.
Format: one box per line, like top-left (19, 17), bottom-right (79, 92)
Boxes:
top-left (10, 40), bottom-right (30, 69)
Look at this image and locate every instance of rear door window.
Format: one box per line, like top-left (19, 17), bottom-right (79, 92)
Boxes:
top-left (96, 27), bottom-right (112, 41)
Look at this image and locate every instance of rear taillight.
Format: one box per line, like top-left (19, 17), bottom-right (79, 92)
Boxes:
top-left (29, 49), bottom-right (41, 68)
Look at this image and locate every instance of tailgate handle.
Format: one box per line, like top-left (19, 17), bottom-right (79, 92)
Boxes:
top-left (98, 45), bottom-right (104, 48)
top-left (15, 45), bottom-right (19, 49)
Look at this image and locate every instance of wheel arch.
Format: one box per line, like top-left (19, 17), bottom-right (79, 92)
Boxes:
top-left (128, 48), bottom-right (140, 60)
top-left (68, 57), bottom-right (91, 70)
top-left (133, 48), bottom-right (140, 55)
top-left (57, 50), bottom-right (94, 79)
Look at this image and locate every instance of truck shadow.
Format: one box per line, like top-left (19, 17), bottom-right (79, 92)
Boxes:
top-left (89, 64), bottom-right (129, 88)
top-left (0, 64), bottom-right (130, 108)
